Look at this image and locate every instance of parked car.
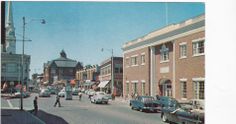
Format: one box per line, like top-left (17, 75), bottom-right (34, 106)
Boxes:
top-left (72, 88), bottom-right (79, 95)
top-left (39, 89), bottom-right (51, 97)
top-left (58, 88), bottom-right (65, 97)
top-left (81, 88), bottom-right (85, 93)
top-left (160, 97), bottom-right (204, 124)
top-left (90, 92), bottom-right (109, 104)
top-left (130, 96), bottom-right (160, 112)
top-left (47, 86), bottom-right (58, 95)
top-left (156, 96), bottom-right (179, 108)
top-left (88, 90), bottom-right (96, 98)
top-left (14, 91), bottom-right (30, 98)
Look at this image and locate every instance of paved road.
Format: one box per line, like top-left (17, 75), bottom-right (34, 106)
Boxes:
top-left (2, 93), bottom-right (166, 124)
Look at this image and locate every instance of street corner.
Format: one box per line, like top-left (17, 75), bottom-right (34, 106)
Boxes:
top-left (29, 109), bottom-right (69, 124)
top-left (1, 108), bottom-right (45, 124)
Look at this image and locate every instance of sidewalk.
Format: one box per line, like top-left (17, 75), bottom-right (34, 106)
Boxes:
top-left (1, 108), bottom-right (45, 124)
top-left (112, 97), bottom-right (130, 104)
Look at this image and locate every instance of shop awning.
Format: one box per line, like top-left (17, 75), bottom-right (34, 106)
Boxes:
top-left (98, 80), bottom-right (110, 88)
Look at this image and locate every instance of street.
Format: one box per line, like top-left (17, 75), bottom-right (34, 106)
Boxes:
top-left (1, 93), bottom-right (165, 124)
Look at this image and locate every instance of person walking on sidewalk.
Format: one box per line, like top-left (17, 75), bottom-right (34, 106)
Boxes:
top-left (33, 96), bottom-right (38, 115)
top-left (54, 94), bottom-right (61, 107)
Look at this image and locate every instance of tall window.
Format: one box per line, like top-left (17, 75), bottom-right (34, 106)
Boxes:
top-left (180, 44), bottom-right (187, 58)
top-left (131, 56), bottom-right (138, 66)
top-left (141, 82), bottom-right (145, 95)
top-left (115, 65), bottom-right (119, 73)
top-left (141, 54), bottom-right (145, 64)
top-left (160, 44), bottom-right (169, 62)
top-left (194, 81), bottom-right (204, 99)
top-left (115, 64), bottom-right (123, 73)
top-left (133, 82), bottom-right (138, 94)
top-left (180, 81), bottom-right (187, 98)
top-left (193, 40), bottom-right (204, 55)
top-left (126, 83), bottom-right (129, 96)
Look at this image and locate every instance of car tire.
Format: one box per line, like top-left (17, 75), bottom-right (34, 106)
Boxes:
top-left (139, 108), bottom-right (143, 112)
top-left (161, 113), bottom-right (168, 122)
top-left (131, 105), bottom-right (134, 110)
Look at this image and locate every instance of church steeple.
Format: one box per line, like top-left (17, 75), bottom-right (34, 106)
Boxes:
top-left (5, 1), bottom-right (16, 54)
top-left (6, 1), bottom-right (14, 28)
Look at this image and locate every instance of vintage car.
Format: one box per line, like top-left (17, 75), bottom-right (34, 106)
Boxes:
top-left (161, 97), bottom-right (204, 124)
top-left (156, 96), bottom-right (179, 108)
top-left (129, 96), bottom-right (160, 112)
top-left (39, 89), bottom-right (51, 97)
top-left (58, 88), bottom-right (65, 97)
top-left (90, 92), bottom-right (109, 104)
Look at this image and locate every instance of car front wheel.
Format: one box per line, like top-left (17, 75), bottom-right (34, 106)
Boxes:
top-left (161, 113), bottom-right (168, 122)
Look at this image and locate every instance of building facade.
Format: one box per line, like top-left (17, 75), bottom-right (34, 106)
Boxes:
top-left (43, 50), bottom-right (83, 85)
top-left (122, 14), bottom-right (205, 101)
top-left (1, 2), bottom-right (31, 89)
top-left (99, 57), bottom-right (123, 96)
top-left (76, 65), bottom-right (100, 86)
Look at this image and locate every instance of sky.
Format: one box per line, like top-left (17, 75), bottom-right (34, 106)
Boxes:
top-left (8, 1), bottom-right (204, 75)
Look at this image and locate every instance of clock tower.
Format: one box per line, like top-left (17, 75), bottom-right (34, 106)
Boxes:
top-left (5, 1), bottom-right (16, 54)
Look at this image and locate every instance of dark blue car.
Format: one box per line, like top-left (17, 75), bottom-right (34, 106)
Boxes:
top-left (129, 96), bottom-right (160, 112)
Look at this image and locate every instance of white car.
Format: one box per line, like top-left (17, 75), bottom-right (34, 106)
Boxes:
top-left (90, 92), bottom-right (109, 104)
top-left (58, 88), bottom-right (65, 97)
top-left (39, 89), bottom-right (51, 97)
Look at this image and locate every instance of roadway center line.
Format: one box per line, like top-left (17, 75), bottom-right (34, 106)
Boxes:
top-left (7, 99), bottom-right (13, 108)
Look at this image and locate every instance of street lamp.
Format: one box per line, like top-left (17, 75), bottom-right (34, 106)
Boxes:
top-left (20, 17), bottom-right (46, 110)
top-left (101, 48), bottom-right (114, 95)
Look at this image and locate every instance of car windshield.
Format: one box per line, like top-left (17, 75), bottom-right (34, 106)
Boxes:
top-left (98, 92), bottom-right (105, 95)
top-left (142, 97), bottom-right (154, 102)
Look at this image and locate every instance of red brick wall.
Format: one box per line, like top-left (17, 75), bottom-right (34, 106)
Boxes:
top-left (123, 47), bottom-right (150, 97)
top-left (175, 31), bottom-right (205, 100)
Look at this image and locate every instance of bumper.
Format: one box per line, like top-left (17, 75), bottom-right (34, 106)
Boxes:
top-left (143, 106), bottom-right (161, 111)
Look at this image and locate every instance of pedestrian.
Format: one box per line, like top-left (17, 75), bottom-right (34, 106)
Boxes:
top-left (78, 92), bottom-right (82, 101)
top-left (33, 96), bottom-right (38, 115)
top-left (54, 94), bottom-right (61, 107)
top-left (131, 93), bottom-right (134, 99)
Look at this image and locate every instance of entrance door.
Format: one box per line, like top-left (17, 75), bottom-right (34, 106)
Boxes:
top-left (160, 79), bottom-right (172, 97)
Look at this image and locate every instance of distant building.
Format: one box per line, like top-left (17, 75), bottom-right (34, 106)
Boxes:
top-left (122, 14), bottom-right (205, 101)
top-left (76, 64), bottom-right (100, 87)
top-left (43, 50), bottom-right (83, 85)
top-left (98, 57), bottom-right (123, 96)
top-left (1, 2), bottom-right (30, 89)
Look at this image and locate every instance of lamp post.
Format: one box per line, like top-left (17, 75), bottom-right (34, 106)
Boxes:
top-left (20, 17), bottom-right (45, 110)
top-left (101, 48), bottom-right (114, 95)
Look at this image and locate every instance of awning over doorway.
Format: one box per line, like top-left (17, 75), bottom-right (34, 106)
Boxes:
top-left (98, 80), bottom-right (110, 88)
top-left (159, 79), bottom-right (171, 85)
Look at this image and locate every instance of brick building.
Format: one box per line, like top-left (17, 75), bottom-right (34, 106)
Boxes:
top-left (43, 50), bottom-right (83, 85)
top-left (76, 64), bottom-right (100, 87)
top-left (98, 57), bottom-right (123, 96)
top-left (122, 14), bottom-right (205, 101)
